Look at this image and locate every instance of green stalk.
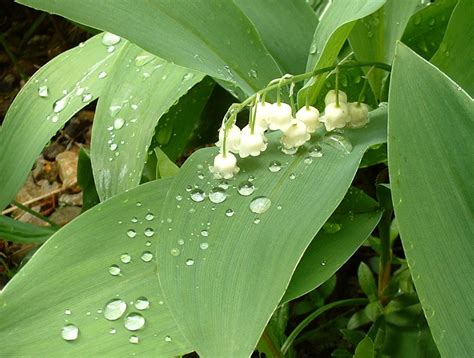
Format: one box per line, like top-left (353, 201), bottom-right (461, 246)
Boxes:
top-left (335, 65), bottom-right (340, 107)
top-left (11, 200), bottom-right (60, 229)
top-left (280, 298), bottom-right (368, 355)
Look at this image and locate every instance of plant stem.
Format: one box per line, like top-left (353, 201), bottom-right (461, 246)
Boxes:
top-left (335, 65), bottom-right (340, 106)
top-left (378, 211), bottom-right (392, 304)
top-left (357, 66), bottom-right (374, 105)
top-left (280, 298), bottom-right (368, 355)
top-left (11, 200), bottom-right (60, 229)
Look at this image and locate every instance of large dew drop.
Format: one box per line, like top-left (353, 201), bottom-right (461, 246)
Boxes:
top-left (127, 229), bottom-right (137, 238)
top-left (129, 335), bottom-right (139, 344)
top-left (324, 133), bottom-right (353, 154)
top-left (190, 188), bottom-right (205, 202)
top-left (53, 96), bottom-right (68, 113)
top-left (109, 265), bottom-right (121, 276)
top-left (268, 161), bottom-right (282, 173)
top-left (102, 32), bottom-right (121, 46)
top-left (141, 251), bottom-right (153, 262)
top-left (249, 197), bottom-right (272, 214)
top-left (124, 313), bottom-right (145, 331)
top-left (135, 297), bottom-right (150, 310)
top-left (103, 299), bottom-right (127, 321)
top-left (120, 254), bottom-right (131, 264)
top-left (309, 145), bottom-right (323, 158)
top-left (113, 118), bottom-right (125, 130)
top-left (61, 324), bottom-right (79, 341)
top-left (144, 228), bottom-right (154, 237)
top-left (38, 85), bottom-right (49, 98)
top-left (237, 181), bottom-right (255, 196)
top-left (208, 187), bottom-right (227, 204)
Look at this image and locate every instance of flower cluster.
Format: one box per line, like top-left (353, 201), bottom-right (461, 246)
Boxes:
top-left (212, 88), bottom-right (370, 179)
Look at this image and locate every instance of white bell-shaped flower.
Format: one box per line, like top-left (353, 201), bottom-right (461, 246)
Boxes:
top-left (280, 119), bottom-right (311, 149)
top-left (268, 102), bottom-right (292, 131)
top-left (347, 102), bottom-right (369, 128)
top-left (239, 125), bottom-right (267, 158)
top-left (324, 90), bottom-right (348, 106)
top-left (295, 106), bottom-right (321, 133)
top-left (321, 102), bottom-right (350, 132)
top-left (216, 124), bottom-right (241, 153)
top-left (254, 101), bottom-right (273, 131)
top-left (212, 152), bottom-right (239, 179)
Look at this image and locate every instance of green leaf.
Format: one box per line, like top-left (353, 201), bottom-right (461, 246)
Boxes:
top-left (402, 0), bottom-right (457, 60)
top-left (354, 336), bottom-right (375, 358)
top-left (0, 215), bottom-right (56, 244)
top-left (91, 43), bottom-right (203, 200)
top-left (0, 34), bottom-right (123, 210)
top-left (282, 187), bottom-right (382, 303)
top-left (155, 148), bottom-right (180, 179)
top-left (300, 0), bottom-right (385, 106)
top-left (358, 262), bottom-right (378, 302)
top-left (431, 0), bottom-right (474, 96)
top-left (235, 0), bottom-right (318, 74)
top-left (155, 76), bottom-right (216, 162)
top-left (348, 0), bottom-right (418, 99)
top-left (388, 43), bottom-right (474, 357)
top-left (0, 180), bottom-right (193, 357)
top-left (155, 107), bottom-right (388, 357)
top-left (17, 0), bottom-right (282, 96)
top-left (77, 148), bottom-right (100, 212)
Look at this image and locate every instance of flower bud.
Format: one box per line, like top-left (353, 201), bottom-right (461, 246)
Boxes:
top-left (295, 106), bottom-right (321, 133)
top-left (216, 124), bottom-right (241, 153)
top-left (280, 119), bottom-right (311, 149)
top-left (254, 101), bottom-right (273, 131)
top-left (268, 102), bottom-right (292, 131)
top-left (321, 102), bottom-right (350, 132)
top-left (212, 152), bottom-right (239, 179)
top-left (324, 90), bottom-right (348, 106)
top-left (239, 125), bottom-right (267, 158)
top-left (347, 102), bottom-right (369, 128)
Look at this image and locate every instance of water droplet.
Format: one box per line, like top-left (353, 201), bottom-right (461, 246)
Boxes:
top-left (61, 324), bottom-right (79, 341)
top-left (170, 248), bottom-right (181, 256)
top-left (309, 43), bottom-right (317, 54)
top-left (323, 222), bottom-right (342, 233)
top-left (102, 32), bottom-right (121, 46)
top-left (109, 105), bottom-right (122, 117)
top-left (218, 180), bottom-right (230, 189)
top-left (178, 239), bottom-right (185, 245)
top-left (282, 146), bottom-right (298, 155)
top-left (176, 195), bottom-right (183, 201)
top-left (145, 241), bottom-right (152, 247)
top-left (110, 143), bottom-right (118, 151)
top-left (127, 229), bottom-right (137, 238)
top-left (413, 15), bottom-right (421, 25)
top-left (144, 228), bottom-right (154, 237)
top-left (64, 309), bottom-right (71, 315)
top-left (131, 217), bottom-right (138, 223)
top-left (82, 93), bottom-right (93, 103)
top-left (289, 173), bottom-right (296, 180)
top-left (136, 202), bottom-right (142, 207)
top-left (135, 297), bottom-right (150, 310)
top-left (225, 209), bottom-right (235, 217)
top-left (190, 188), bottom-right (205, 202)
top-left (113, 118), bottom-right (125, 129)
top-left (320, 260), bottom-right (327, 266)
top-left (253, 218), bottom-right (261, 224)
top-left (124, 313), bottom-right (145, 331)
top-left (247, 69), bottom-right (258, 78)
top-left (185, 258), bottom-right (195, 266)
top-left (199, 242), bottom-right (209, 250)
top-left (120, 254), bottom-right (131, 264)
top-left (182, 72), bottom-right (195, 81)
top-left (107, 45), bottom-right (115, 53)
top-left (51, 115), bottom-right (59, 123)
top-left (129, 335), bottom-right (139, 344)
top-left (428, 18), bottom-right (435, 26)
top-left (200, 229), bottom-right (209, 237)
top-left (237, 181), bottom-right (255, 196)
top-left (324, 133), bottom-right (353, 154)
top-left (53, 96), bottom-right (68, 113)
top-left (249, 197), bottom-right (272, 214)
top-left (141, 251), bottom-right (153, 262)
top-left (98, 71), bottom-right (108, 79)
top-left (209, 187), bottom-right (227, 203)
top-left (145, 213), bottom-right (154, 221)
top-left (164, 335), bottom-right (172, 342)
top-left (109, 265), bottom-right (121, 276)
top-left (104, 299), bottom-right (127, 320)
top-left (304, 157), bottom-right (313, 164)
top-left (109, 328), bottom-right (116, 334)
top-left (309, 145), bottom-right (323, 157)
top-left (38, 85), bottom-right (49, 97)
top-left (268, 161), bottom-right (282, 172)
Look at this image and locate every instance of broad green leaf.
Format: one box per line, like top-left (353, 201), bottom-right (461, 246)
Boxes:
top-left (91, 43), bottom-right (203, 200)
top-left (77, 148), bottom-right (100, 212)
top-left (155, 77), bottom-right (216, 162)
top-left (354, 336), bottom-right (375, 358)
top-left (235, 0), bottom-right (318, 75)
top-left (431, 0), bottom-right (474, 96)
top-left (155, 148), bottom-right (180, 179)
top-left (388, 43), bottom-right (474, 357)
top-left (282, 187), bottom-right (382, 303)
top-left (155, 107), bottom-right (388, 357)
top-left (299, 0), bottom-right (385, 106)
top-left (0, 34), bottom-right (123, 210)
top-left (358, 262), bottom-right (378, 302)
top-left (0, 215), bottom-right (56, 244)
top-left (0, 180), bottom-right (193, 357)
top-left (402, 0), bottom-right (457, 60)
top-left (348, 0), bottom-right (418, 100)
top-left (17, 0), bottom-right (282, 96)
